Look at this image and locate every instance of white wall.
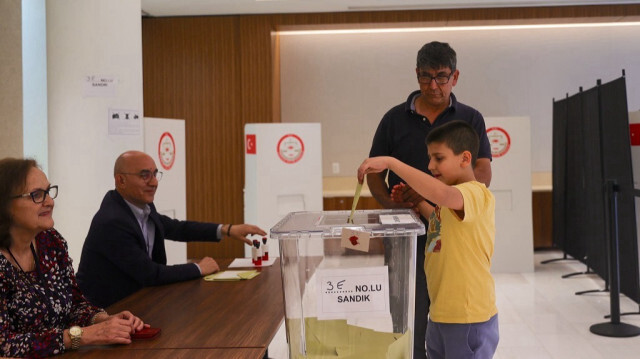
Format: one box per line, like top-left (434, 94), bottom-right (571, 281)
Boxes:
top-left (47, 0), bottom-right (143, 264)
top-left (280, 22), bottom-right (640, 177)
top-left (22, 0), bottom-right (48, 173)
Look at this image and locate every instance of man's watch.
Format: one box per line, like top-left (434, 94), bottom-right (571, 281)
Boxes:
top-left (69, 326), bottom-right (83, 350)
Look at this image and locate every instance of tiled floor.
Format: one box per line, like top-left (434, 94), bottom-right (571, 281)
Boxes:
top-left (268, 250), bottom-right (640, 358)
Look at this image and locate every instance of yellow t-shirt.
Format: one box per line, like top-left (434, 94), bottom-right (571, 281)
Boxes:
top-left (425, 181), bottom-right (497, 323)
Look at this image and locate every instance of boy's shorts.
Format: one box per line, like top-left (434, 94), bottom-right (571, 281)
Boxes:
top-left (426, 313), bottom-right (499, 359)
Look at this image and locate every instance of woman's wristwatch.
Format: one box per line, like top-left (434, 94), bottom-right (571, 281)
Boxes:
top-left (69, 326), bottom-right (83, 350)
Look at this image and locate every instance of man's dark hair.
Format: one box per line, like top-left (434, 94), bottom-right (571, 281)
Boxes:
top-left (0, 158), bottom-right (38, 248)
top-left (426, 121), bottom-right (479, 166)
top-left (417, 41), bottom-right (457, 72)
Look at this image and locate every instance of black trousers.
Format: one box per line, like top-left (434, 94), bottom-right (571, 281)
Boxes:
top-left (414, 234), bottom-right (429, 359)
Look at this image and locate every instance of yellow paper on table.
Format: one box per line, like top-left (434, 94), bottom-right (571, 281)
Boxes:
top-left (203, 270), bottom-right (260, 281)
top-left (347, 182), bottom-right (363, 224)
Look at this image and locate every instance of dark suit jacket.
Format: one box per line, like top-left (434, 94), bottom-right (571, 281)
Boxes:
top-left (76, 190), bottom-right (220, 307)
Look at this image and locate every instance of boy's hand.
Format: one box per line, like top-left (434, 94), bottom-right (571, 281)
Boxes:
top-left (391, 183), bottom-right (425, 214)
top-left (357, 157), bottom-right (391, 183)
top-left (390, 183), bottom-right (406, 203)
top-left (393, 183), bottom-right (426, 206)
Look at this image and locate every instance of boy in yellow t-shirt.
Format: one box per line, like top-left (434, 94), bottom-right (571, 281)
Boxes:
top-left (357, 120), bottom-right (498, 359)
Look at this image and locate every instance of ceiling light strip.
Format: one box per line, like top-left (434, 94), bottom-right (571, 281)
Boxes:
top-left (277, 21), bottom-right (640, 36)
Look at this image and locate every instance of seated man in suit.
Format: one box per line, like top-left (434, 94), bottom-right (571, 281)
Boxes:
top-left (77, 151), bottom-right (266, 307)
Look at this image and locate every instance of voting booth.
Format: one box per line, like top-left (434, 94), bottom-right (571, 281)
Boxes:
top-left (484, 116), bottom-right (534, 273)
top-left (144, 117), bottom-right (186, 265)
top-left (244, 123), bottom-right (323, 257)
top-left (271, 209), bottom-right (424, 359)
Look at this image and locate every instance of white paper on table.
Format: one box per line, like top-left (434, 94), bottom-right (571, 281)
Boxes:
top-left (228, 257), bottom-right (277, 268)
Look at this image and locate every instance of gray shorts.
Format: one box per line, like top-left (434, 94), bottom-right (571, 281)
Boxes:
top-left (426, 313), bottom-right (499, 359)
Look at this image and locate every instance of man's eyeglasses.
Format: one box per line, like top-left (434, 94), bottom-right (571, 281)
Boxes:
top-left (119, 169), bottom-right (163, 182)
top-left (12, 185), bottom-right (59, 204)
top-left (417, 72), bottom-right (453, 85)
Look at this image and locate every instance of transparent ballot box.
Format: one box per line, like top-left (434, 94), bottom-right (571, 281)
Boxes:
top-left (271, 209), bottom-right (425, 359)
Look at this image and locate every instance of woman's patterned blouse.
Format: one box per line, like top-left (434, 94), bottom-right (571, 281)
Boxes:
top-left (1, 229), bottom-right (102, 358)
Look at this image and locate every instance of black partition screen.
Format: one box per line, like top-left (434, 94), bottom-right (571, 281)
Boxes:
top-left (552, 98), bottom-right (567, 251)
top-left (552, 75), bottom-right (640, 303)
top-left (599, 78), bottom-right (640, 302)
top-left (563, 92), bottom-right (589, 261)
top-left (581, 86), bottom-right (608, 279)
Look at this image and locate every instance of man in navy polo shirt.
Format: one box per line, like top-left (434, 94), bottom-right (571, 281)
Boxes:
top-left (367, 41), bottom-right (492, 359)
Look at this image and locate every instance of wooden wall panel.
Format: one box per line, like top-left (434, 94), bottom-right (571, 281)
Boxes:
top-left (142, 5), bottom-right (640, 259)
top-left (323, 196), bottom-right (384, 211)
top-left (142, 16), bottom-right (247, 259)
top-left (532, 191), bottom-right (554, 249)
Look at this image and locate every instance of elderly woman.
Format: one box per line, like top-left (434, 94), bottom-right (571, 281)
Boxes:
top-left (0, 158), bottom-right (147, 358)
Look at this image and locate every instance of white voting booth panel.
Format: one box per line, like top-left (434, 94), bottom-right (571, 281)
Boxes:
top-left (144, 117), bottom-right (186, 266)
top-left (244, 123), bottom-right (323, 257)
top-left (485, 117), bottom-right (534, 273)
top-left (629, 111), bottom-right (640, 265)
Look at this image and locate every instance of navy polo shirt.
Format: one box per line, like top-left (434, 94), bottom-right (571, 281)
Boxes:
top-left (369, 90), bottom-right (492, 192)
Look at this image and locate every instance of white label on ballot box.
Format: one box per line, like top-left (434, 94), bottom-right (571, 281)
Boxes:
top-left (379, 214), bottom-right (415, 225)
top-left (316, 266), bottom-right (390, 320)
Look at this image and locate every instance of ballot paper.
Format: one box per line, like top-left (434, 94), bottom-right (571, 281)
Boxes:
top-left (347, 182), bottom-right (363, 224)
top-left (298, 317), bottom-right (408, 359)
top-left (203, 270), bottom-right (260, 281)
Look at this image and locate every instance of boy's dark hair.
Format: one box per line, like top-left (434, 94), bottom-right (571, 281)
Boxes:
top-left (426, 121), bottom-right (479, 166)
top-left (416, 41), bottom-right (457, 72)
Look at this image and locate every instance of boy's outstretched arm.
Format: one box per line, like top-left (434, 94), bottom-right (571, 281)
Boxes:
top-left (416, 200), bottom-right (435, 218)
top-left (358, 156), bottom-right (464, 211)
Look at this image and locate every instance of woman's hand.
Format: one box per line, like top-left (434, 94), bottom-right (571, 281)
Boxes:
top-left (80, 311), bottom-right (148, 346)
top-left (110, 311), bottom-right (147, 333)
top-left (79, 318), bottom-right (133, 346)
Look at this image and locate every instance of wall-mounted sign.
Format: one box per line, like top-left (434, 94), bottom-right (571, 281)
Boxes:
top-left (316, 266), bottom-right (390, 320)
top-left (84, 75), bottom-right (117, 97)
top-left (277, 133), bottom-right (304, 164)
top-left (158, 132), bottom-right (176, 170)
top-left (108, 108), bottom-right (140, 136)
top-left (487, 127), bottom-right (511, 158)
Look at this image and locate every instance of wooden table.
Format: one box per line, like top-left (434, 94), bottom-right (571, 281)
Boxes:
top-left (60, 258), bottom-right (284, 358)
top-left (68, 348), bottom-right (266, 359)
